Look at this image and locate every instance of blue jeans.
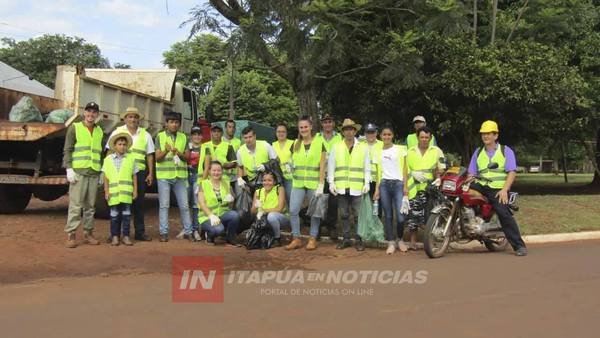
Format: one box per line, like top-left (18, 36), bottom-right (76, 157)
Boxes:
top-left (158, 178), bottom-right (192, 235)
top-left (200, 210), bottom-right (240, 242)
top-left (282, 178), bottom-right (293, 210)
top-left (188, 169), bottom-right (200, 231)
top-left (110, 203), bottom-right (131, 237)
top-left (379, 179), bottom-right (405, 241)
top-left (267, 212), bottom-right (290, 238)
top-left (289, 187), bottom-right (321, 238)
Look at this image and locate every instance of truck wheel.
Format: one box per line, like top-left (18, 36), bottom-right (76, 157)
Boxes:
top-left (0, 184), bottom-right (32, 214)
top-left (32, 186), bottom-right (69, 201)
top-left (94, 186), bottom-right (110, 219)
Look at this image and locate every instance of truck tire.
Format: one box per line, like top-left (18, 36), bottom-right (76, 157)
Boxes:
top-left (32, 186), bottom-right (69, 201)
top-left (0, 184), bottom-right (32, 214)
top-left (94, 186), bottom-right (110, 219)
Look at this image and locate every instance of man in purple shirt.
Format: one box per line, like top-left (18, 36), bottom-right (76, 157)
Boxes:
top-left (467, 120), bottom-right (527, 256)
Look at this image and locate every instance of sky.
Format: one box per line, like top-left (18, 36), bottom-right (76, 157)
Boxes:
top-left (0, 0), bottom-right (208, 69)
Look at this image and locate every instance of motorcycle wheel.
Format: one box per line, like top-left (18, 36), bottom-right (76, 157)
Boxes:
top-left (484, 237), bottom-right (509, 252)
top-left (423, 208), bottom-right (452, 259)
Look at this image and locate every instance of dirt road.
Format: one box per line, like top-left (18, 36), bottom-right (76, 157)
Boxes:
top-left (0, 197), bottom-right (598, 338)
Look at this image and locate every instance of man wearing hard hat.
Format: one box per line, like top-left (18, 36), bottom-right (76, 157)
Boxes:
top-left (467, 120), bottom-right (527, 256)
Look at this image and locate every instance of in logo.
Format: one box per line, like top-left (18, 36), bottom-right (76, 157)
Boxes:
top-left (172, 256), bottom-right (224, 303)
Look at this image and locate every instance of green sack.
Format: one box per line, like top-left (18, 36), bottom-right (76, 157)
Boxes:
top-left (8, 96), bottom-right (43, 122)
top-left (45, 109), bottom-right (74, 123)
top-left (357, 195), bottom-right (385, 242)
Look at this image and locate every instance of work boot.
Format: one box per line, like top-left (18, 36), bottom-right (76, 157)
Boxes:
top-left (134, 233), bottom-right (152, 241)
top-left (111, 236), bottom-right (120, 246)
top-left (285, 238), bottom-right (303, 250)
top-left (336, 239), bottom-right (352, 250)
top-left (306, 237), bottom-right (317, 251)
top-left (515, 246), bottom-right (528, 257)
top-left (65, 232), bottom-right (77, 249)
top-left (355, 240), bottom-right (365, 252)
top-left (159, 234), bottom-right (169, 242)
top-left (83, 231), bottom-right (100, 245)
top-left (121, 236), bottom-right (133, 246)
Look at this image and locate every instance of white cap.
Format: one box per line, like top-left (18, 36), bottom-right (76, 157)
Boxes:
top-left (412, 115), bottom-right (426, 123)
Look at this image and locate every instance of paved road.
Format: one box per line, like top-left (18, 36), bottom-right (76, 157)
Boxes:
top-left (1, 240), bottom-right (598, 338)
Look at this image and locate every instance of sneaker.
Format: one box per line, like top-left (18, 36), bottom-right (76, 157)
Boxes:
top-left (193, 230), bottom-right (202, 241)
top-left (355, 240), bottom-right (365, 252)
top-left (83, 231), bottom-right (100, 245)
top-left (65, 232), bottom-right (77, 248)
top-left (397, 240), bottom-right (408, 252)
top-left (206, 236), bottom-right (216, 245)
top-left (336, 239), bottom-right (352, 250)
top-left (159, 234), bottom-right (169, 242)
top-left (175, 230), bottom-right (185, 240)
top-left (111, 236), bottom-right (120, 246)
top-left (134, 233), bottom-right (152, 241)
top-left (515, 247), bottom-right (528, 256)
top-left (386, 242), bottom-right (396, 255)
top-left (121, 236), bottom-right (133, 246)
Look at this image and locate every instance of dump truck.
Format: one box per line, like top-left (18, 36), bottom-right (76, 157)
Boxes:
top-left (0, 65), bottom-right (202, 214)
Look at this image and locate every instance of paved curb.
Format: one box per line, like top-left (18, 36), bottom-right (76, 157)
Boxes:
top-left (280, 230), bottom-right (600, 249)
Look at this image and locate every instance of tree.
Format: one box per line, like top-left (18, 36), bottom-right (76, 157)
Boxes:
top-left (0, 34), bottom-right (110, 88)
top-left (113, 63), bottom-right (131, 69)
top-left (162, 34), bottom-right (228, 96)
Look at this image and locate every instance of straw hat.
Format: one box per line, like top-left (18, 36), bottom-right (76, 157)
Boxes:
top-left (119, 106), bottom-right (144, 120)
top-left (340, 118), bottom-right (361, 131)
top-left (108, 132), bottom-right (133, 153)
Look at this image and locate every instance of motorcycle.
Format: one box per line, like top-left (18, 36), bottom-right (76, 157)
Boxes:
top-left (422, 161), bottom-right (519, 259)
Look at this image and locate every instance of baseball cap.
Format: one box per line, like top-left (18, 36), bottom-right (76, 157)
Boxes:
top-left (191, 125), bottom-right (202, 134)
top-left (412, 115), bottom-right (426, 123)
top-left (84, 102), bottom-right (99, 111)
top-left (365, 123), bottom-right (378, 132)
top-left (210, 124), bottom-right (223, 131)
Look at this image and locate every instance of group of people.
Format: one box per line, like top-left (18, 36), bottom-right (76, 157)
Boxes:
top-left (62, 101), bottom-right (526, 256)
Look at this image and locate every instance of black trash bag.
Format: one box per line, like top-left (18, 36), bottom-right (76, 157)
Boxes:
top-left (251, 158), bottom-right (285, 188)
top-left (235, 184), bottom-right (254, 229)
top-left (306, 193), bottom-right (329, 219)
top-left (245, 215), bottom-right (275, 250)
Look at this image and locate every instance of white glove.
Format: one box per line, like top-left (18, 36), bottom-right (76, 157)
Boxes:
top-left (254, 199), bottom-right (263, 208)
top-left (411, 171), bottom-right (427, 183)
top-left (315, 183), bottom-right (324, 196)
top-left (98, 173), bottom-right (104, 185)
top-left (237, 177), bottom-right (246, 187)
top-left (256, 164), bottom-right (266, 172)
top-left (362, 183), bottom-right (370, 194)
top-left (223, 194), bottom-right (234, 203)
top-left (400, 196), bottom-right (410, 215)
top-left (66, 168), bottom-right (78, 183)
top-left (284, 162), bottom-right (293, 174)
top-left (256, 211), bottom-right (264, 219)
top-left (328, 184), bottom-right (338, 196)
top-left (173, 155), bottom-right (181, 166)
top-left (432, 178), bottom-right (441, 187)
top-left (209, 214), bottom-right (221, 226)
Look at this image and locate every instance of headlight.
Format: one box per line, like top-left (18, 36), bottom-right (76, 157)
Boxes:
top-left (442, 180), bottom-right (456, 191)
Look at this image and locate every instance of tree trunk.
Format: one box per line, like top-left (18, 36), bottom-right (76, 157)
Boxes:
top-left (228, 59), bottom-right (235, 120)
top-left (592, 127), bottom-right (600, 186)
top-left (295, 86), bottom-right (319, 122)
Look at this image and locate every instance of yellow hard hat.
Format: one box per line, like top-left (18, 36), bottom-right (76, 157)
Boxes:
top-left (480, 120), bottom-right (499, 133)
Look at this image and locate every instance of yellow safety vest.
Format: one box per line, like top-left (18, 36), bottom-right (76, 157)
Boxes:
top-left (476, 145), bottom-right (507, 190)
top-left (199, 141), bottom-right (231, 180)
top-left (239, 140), bottom-right (270, 180)
top-left (72, 122), bottom-right (103, 171)
top-left (198, 178), bottom-right (232, 224)
top-left (155, 131), bottom-right (188, 180)
top-left (103, 154), bottom-right (135, 206)
top-left (291, 138), bottom-right (323, 190)
top-left (223, 137), bottom-right (241, 152)
top-left (256, 186), bottom-right (280, 210)
top-left (333, 141), bottom-right (367, 191)
top-left (406, 133), bottom-right (436, 150)
top-left (272, 139), bottom-right (294, 180)
top-left (366, 140), bottom-right (383, 182)
top-left (116, 126), bottom-right (148, 171)
top-left (406, 145), bottom-right (442, 199)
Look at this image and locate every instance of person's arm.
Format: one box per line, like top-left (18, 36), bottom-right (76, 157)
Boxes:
top-left (434, 148), bottom-right (445, 178)
top-left (236, 149), bottom-right (246, 178)
top-left (266, 143), bottom-right (278, 160)
top-left (154, 135), bottom-right (169, 161)
top-left (132, 171), bottom-right (138, 200)
top-left (202, 151), bottom-right (211, 180)
top-left (62, 125), bottom-right (76, 169)
top-left (250, 191), bottom-right (259, 215)
top-left (496, 147), bottom-right (517, 204)
top-left (364, 146), bottom-right (371, 184)
top-left (103, 173), bottom-right (110, 201)
top-left (319, 151), bottom-right (326, 185)
top-left (145, 154), bottom-right (155, 186)
top-left (467, 149), bottom-right (479, 178)
top-left (327, 146), bottom-right (336, 185)
top-left (403, 159), bottom-right (409, 196)
top-left (264, 186), bottom-right (285, 213)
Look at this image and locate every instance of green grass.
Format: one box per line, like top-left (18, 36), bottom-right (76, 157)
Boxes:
top-left (515, 173), bottom-right (593, 185)
top-left (515, 194), bottom-right (600, 235)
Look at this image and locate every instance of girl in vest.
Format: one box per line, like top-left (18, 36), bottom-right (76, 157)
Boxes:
top-left (285, 116), bottom-right (327, 251)
top-left (198, 161), bottom-right (241, 246)
top-left (272, 123), bottom-right (294, 209)
top-left (102, 132), bottom-right (138, 246)
top-left (251, 171), bottom-right (289, 247)
top-left (373, 125), bottom-right (410, 254)
top-left (187, 125), bottom-right (205, 240)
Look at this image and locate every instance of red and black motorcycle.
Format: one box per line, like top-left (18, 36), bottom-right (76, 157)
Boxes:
top-left (423, 162), bottom-right (519, 259)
